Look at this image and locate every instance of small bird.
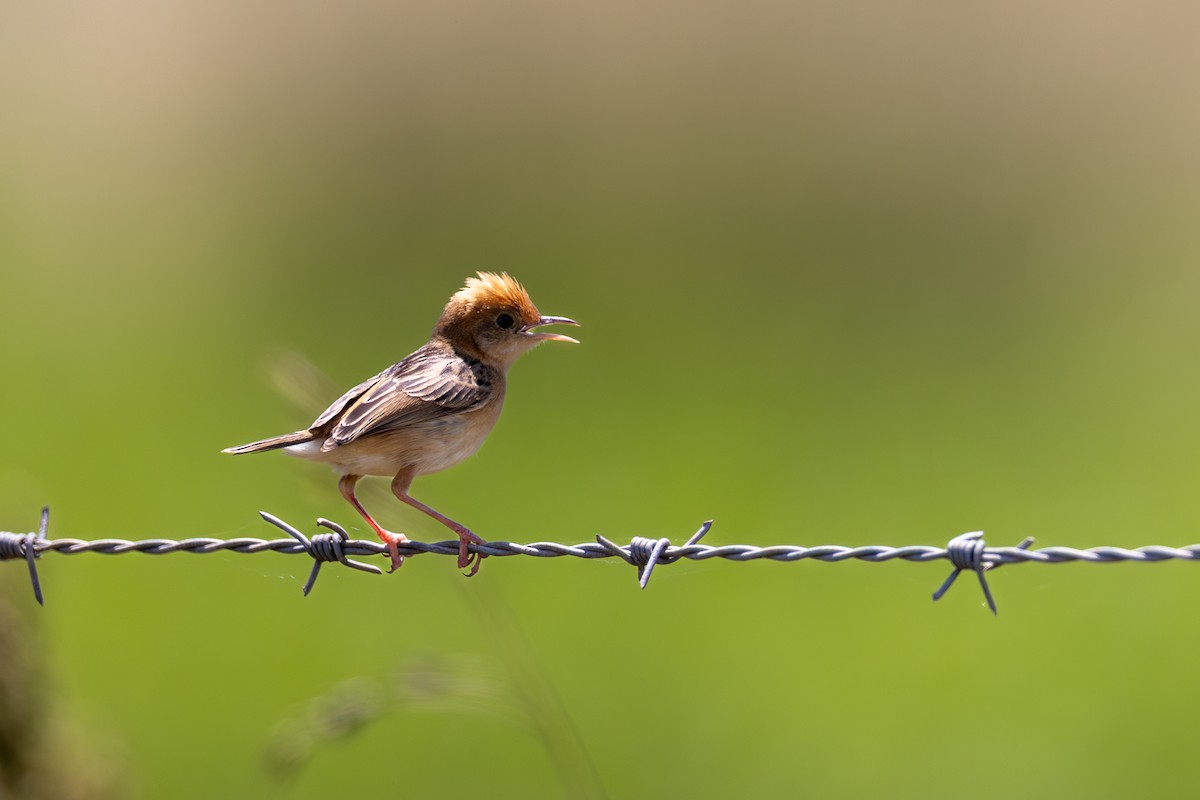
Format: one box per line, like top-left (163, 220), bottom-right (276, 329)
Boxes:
top-left (223, 272), bottom-right (578, 575)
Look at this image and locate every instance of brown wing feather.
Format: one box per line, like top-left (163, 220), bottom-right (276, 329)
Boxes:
top-left (309, 368), bottom-right (390, 431)
top-left (319, 342), bottom-right (494, 451)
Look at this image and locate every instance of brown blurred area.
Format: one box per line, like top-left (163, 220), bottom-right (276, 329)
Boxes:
top-left (3, 1), bottom-right (1197, 268)
top-left (0, 583), bottom-right (120, 800)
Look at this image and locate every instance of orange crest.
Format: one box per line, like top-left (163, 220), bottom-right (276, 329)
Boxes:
top-left (450, 272), bottom-right (540, 324)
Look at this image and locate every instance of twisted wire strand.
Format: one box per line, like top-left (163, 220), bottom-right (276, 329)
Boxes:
top-left (4, 508), bottom-right (1200, 609)
top-left (41, 539), bottom-right (1200, 563)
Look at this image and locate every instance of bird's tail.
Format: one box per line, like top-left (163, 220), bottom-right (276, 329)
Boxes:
top-left (221, 429), bottom-right (316, 455)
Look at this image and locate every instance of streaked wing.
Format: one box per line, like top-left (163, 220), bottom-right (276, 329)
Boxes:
top-left (320, 343), bottom-right (493, 451)
top-left (310, 368), bottom-right (390, 430)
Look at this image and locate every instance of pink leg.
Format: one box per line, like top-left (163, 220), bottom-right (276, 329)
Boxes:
top-left (391, 470), bottom-right (487, 576)
top-left (339, 474), bottom-right (408, 572)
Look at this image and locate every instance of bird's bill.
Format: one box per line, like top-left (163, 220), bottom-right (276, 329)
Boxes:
top-left (523, 315), bottom-right (580, 343)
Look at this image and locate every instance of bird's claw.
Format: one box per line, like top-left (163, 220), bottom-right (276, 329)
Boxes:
top-left (460, 551), bottom-right (486, 577)
top-left (457, 531), bottom-right (487, 577)
top-left (378, 530), bottom-right (410, 573)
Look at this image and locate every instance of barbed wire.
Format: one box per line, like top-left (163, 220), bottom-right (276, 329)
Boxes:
top-left (3, 507), bottom-right (1200, 613)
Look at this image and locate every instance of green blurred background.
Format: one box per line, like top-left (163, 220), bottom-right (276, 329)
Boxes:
top-left (3, 1), bottom-right (1200, 797)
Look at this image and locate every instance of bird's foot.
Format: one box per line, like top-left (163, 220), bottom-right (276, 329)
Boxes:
top-left (457, 530), bottom-right (488, 577)
top-left (376, 530), bottom-right (411, 573)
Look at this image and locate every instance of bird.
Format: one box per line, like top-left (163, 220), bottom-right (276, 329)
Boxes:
top-left (222, 272), bottom-right (578, 576)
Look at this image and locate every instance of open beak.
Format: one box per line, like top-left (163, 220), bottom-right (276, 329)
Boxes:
top-left (523, 315), bottom-right (580, 344)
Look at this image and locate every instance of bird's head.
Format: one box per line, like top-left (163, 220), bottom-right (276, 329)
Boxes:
top-left (434, 272), bottom-right (579, 367)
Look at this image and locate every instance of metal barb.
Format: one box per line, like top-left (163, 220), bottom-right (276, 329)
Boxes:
top-left (0, 507), bottom-right (49, 605)
top-left (259, 512), bottom-right (382, 596)
top-left (932, 531), bottom-right (1035, 615)
top-left (596, 520), bottom-right (713, 589)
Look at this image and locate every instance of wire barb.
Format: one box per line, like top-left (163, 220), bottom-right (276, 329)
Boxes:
top-left (596, 520), bottom-right (713, 588)
top-left (0, 506), bottom-right (50, 606)
top-left (931, 531), bottom-right (1035, 615)
top-left (259, 512), bottom-right (383, 596)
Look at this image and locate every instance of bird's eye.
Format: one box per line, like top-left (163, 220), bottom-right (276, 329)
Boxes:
top-left (496, 312), bottom-right (515, 329)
